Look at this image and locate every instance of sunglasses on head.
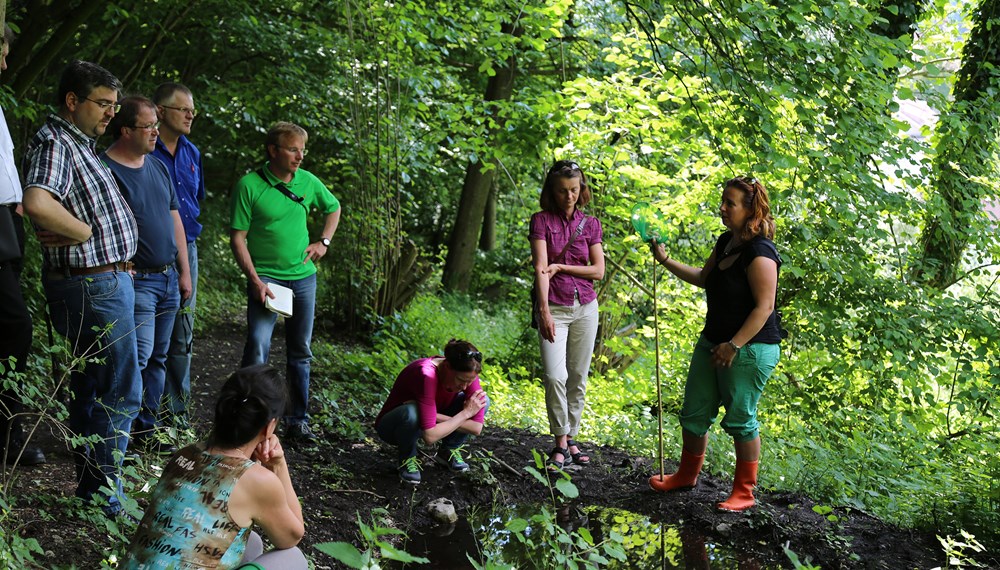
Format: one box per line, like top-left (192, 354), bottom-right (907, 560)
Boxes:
top-left (725, 176), bottom-right (758, 187)
top-left (464, 350), bottom-right (483, 362)
top-left (549, 160), bottom-right (581, 174)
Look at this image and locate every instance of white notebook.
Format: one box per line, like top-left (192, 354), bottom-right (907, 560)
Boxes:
top-left (264, 283), bottom-right (293, 317)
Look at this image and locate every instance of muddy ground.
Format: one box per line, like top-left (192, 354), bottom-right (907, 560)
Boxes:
top-left (8, 322), bottom-right (984, 569)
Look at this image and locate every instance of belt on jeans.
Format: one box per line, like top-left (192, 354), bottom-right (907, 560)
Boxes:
top-left (48, 261), bottom-right (133, 279)
top-left (134, 264), bottom-right (172, 275)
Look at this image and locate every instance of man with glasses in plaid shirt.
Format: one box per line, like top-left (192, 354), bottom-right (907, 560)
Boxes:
top-left (22, 60), bottom-right (141, 517)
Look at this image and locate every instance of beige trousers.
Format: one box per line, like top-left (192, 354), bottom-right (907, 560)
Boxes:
top-left (540, 299), bottom-right (599, 437)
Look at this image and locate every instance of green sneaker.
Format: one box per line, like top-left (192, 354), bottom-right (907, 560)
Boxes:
top-left (399, 455), bottom-right (421, 484)
top-left (435, 445), bottom-right (469, 473)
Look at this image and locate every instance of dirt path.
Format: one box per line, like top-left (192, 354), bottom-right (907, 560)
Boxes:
top-left (11, 323), bottom-right (957, 569)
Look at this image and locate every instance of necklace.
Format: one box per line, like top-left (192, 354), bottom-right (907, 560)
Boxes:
top-left (207, 444), bottom-right (254, 461)
top-left (723, 237), bottom-right (742, 257)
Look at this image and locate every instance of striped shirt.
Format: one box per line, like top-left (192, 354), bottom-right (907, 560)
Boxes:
top-left (22, 114), bottom-right (137, 269)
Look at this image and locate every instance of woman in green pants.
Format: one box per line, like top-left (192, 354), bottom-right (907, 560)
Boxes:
top-left (648, 176), bottom-right (782, 512)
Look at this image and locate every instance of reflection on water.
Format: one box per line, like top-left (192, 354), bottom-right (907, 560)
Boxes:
top-left (401, 504), bottom-right (779, 569)
top-left (402, 515), bottom-right (479, 570)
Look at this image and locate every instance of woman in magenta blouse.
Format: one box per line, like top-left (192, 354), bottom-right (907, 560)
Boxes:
top-left (529, 160), bottom-right (605, 470)
top-left (374, 339), bottom-right (489, 484)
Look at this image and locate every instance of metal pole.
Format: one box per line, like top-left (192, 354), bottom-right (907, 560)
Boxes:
top-left (653, 255), bottom-right (664, 478)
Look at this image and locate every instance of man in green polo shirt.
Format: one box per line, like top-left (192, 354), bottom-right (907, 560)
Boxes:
top-left (230, 121), bottom-right (341, 444)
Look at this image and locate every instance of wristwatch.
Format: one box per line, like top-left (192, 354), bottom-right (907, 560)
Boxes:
top-left (320, 237), bottom-right (331, 247)
top-left (727, 340), bottom-right (742, 352)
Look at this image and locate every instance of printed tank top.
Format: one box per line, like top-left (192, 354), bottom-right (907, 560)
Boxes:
top-left (123, 443), bottom-right (256, 569)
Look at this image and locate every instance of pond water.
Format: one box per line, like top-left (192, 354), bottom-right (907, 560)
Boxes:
top-left (401, 504), bottom-right (779, 569)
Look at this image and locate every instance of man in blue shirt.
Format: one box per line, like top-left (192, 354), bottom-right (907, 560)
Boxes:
top-left (103, 96), bottom-right (191, 453)
top-left (152, 83), bottom-right (205, 430)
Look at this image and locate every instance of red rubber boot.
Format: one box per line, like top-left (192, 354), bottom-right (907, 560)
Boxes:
top-left (649, 449), bottom-right (704, 492)
top-left (717, 459), bottom-right (758, 511)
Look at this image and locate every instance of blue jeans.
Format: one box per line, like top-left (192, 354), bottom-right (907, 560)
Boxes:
top-left (241, 273), bottom-right (316, 424)
top-left (375, 392), bottom-right (489, 459)
top-left (164, 241), bottom-right (197, 425)
top-left (44, 270), bottom-right (141, 514)
top-left (132, 267), bottom-right (180, 435)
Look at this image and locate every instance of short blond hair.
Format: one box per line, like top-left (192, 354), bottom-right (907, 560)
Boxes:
top-left (265, 122), bottom-right (308, 158)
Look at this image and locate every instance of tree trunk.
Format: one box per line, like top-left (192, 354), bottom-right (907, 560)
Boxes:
top-left (917, 0), bottom-right (1000, 288)
top-left (442, 160), bottom-right (495, 291)
top-left (441, 24), bottom-right (520, 291)
top-left (8, 1), bottom-right (106, 99)
top-left (479, 179), bottom-right (497, 252)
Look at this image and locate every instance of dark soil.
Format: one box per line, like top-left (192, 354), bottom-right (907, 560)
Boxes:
top-left (8, 322), bottom-right (981, 569)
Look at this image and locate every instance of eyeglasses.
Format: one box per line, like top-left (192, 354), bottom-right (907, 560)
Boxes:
top-left (275, 145), bottom-right (308, 156)
top-left (161, 105), bottom-right (198, 117)
top-left (130, 122), bottom-right (160, 130)
top-left (464, 350), bottom-right (483, 362)
top-left (82, 97), bottom-right (121, 114)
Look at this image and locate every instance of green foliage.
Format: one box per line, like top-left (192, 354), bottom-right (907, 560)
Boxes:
top-left (3, 0), bottom-right (1000, 563)
top-left (784, 542), bottom-right (823, 570)
top-left (0, 305), bottom-right (163, 568)
top-left (472, 450), bottom-right (627, 570)
top-left (0, 494), bottom-right (43, 568)
top-left (314, 509), bottom-right (429, 569)
top-left (935, 530), bottom-right (988, 569)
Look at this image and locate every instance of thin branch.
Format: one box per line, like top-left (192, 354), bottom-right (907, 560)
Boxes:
top-left (606, 255), bottom-right (653, 298)
top-left (327, 488), bottom-right (387, 500)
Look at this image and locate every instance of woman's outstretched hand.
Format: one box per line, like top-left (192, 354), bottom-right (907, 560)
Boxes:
top-left (252, 433), bottom-right (287, 470)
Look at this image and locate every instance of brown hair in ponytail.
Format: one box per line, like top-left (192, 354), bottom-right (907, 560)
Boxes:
top-left (208, 364), bottom-right (287, 448)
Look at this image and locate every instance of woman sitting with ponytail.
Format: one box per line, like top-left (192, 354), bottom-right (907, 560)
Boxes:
top-left (124, 364), bottom-right (306, 569)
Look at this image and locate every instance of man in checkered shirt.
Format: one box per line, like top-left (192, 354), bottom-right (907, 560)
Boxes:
top-left (22, 60), bottom-right (141, 517)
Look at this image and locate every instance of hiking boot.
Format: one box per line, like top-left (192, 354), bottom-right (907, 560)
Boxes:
top-left (399, 455), bottom-right (422, 484)
top-left (435, 445), bottom-right (469, 473)
top-left (284, 422), bottom-right (318, 445)
top-left (1, 440), bottom-right (46, 466)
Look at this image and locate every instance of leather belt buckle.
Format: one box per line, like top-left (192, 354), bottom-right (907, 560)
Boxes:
top-left (134, 264), bottom-right (171, 275)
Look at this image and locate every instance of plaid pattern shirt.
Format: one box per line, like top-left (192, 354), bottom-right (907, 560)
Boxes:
top-left (23, 114), bottom-right (137, 269)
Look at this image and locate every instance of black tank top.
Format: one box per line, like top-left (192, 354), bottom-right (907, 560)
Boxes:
top-left (703, 233), bottom-right (783, 345)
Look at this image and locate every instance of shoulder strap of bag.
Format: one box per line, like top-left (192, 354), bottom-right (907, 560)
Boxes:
top-left (256, 168), bottom-right (306, 207)
top-left (552, 216), bottom-right (589, 263)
